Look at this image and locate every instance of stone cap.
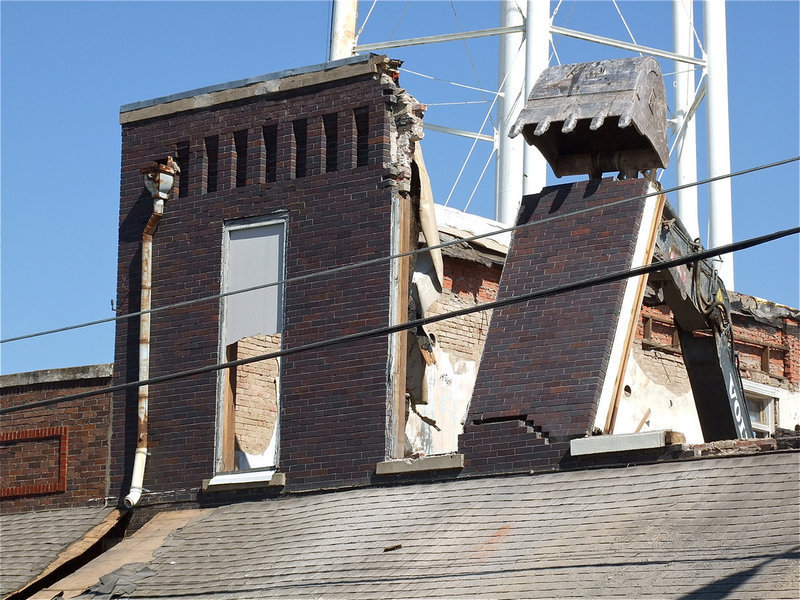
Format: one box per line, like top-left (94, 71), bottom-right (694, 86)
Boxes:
top-left (120, 54), bottom-right (394, 124)
top-left (0, 364), bottom-right (113, 389)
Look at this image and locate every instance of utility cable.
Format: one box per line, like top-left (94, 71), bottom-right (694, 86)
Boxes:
top-left (3, 224), bottom-right (797, 415)
top-left (3, 155), bottom-right (798, 345)
top-left (463, 145), bottom-right (497, 213)
top-left (355, 0), bottom-right (379, 43)
top-left (444, 35), bottom-right (525, 206)
top-left (449, 0), bottom-right (497, 130)
top-left (399, 68), bottom-right (502, 97)
top-left (388, 1), bottom-right (411, 42)
top-left (612, 0), bottom-right (641, 56)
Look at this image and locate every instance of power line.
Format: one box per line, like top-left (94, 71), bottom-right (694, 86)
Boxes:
top-left (2, 155), bottom-right (798, 345)
top-left (3, 224), bottom-right (797, 416)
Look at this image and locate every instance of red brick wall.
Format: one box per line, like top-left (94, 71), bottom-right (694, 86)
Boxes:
top-left (426, 258), bottom-right (500, 361)
top-left (460, 178), bottom-right (654, 475)
top-left (0, 371), bottom-right (111, 514)
top-left (637, 303), bottom-right (799, 390)
top-left (112, 66), bottom-right (401, 501)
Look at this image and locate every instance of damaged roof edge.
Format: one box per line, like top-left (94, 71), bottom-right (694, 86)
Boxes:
top-left (120, 54), bottom-right (389, 124)
top-left (729, 290), bottom-right (800, 327)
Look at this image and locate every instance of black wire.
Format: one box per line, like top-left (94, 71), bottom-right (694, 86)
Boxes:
top-left (3, 155), bottom-right (797, 345)
top-left (2, 224), bottom-right (797, 415)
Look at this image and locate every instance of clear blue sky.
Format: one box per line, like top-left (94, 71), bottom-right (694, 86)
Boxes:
top-left (2, 1), bottom-right (798, 375)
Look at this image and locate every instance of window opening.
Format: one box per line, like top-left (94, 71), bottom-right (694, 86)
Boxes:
top-left (175, 140), bottom-right (190, 197)
top-left (744, 391), bottom-right (775, 438)
top-left (323, 113), bottom-right (338, 173)
top-left (263, 124), bottom-right (278, 183)
top-left (293, 119), bottom-right (308, 178)
top-left (354, 107), bottom-right (369, 167)
top-left (234, 129), bottom-right (248, 188)
top-left (205, 135), bottom-right (219, 193)
top-left (219, 219), bottom-right (285, 473)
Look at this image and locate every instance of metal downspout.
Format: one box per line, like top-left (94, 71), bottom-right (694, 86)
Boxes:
top-left (125, 158), bottom-right (177, 508)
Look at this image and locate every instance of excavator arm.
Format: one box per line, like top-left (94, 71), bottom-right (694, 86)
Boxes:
top-left (513, 56), bottom-right (753, 441)
top-left (649, 204), bottom-right (754, 441)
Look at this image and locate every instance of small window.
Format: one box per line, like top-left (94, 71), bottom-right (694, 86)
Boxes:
top-left (354, 107), bottom-right (369, 167)
top-left (205, 135), bottom-right (219, 193)
top-left (234, 129), bottom-right (248, 188)
top-left (323, 113), bottom-right (338, 173)
top-left (745, 393), bottom-right (775, 437)
top-left (218, 219), bottom-right (285, 475)
top-left (293, 119), bottom-right (307, 178)
top-left (742, 381), bottom-right (777, 438)
top-left (175, 141), bottom-right (190, 197)
top-left (263, 124), bottom-right (278, 183)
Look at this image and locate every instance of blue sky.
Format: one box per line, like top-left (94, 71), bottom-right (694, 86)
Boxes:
top-left (2, 1), bottom-right (798, 375)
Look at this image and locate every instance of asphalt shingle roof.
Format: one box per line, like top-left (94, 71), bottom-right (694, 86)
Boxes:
top-left (78, 451), bottom-right (799, 599)
top-left (0, 506), bottom-right (114, 598)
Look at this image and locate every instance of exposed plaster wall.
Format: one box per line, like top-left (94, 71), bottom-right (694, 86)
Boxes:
top-left (405, 258), bottom-right (501, 456)
top-left (615, 342), bottom-right (704, 443)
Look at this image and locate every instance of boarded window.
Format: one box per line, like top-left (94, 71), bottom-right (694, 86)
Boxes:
top-left (219, 220), bottom-right (285, 473)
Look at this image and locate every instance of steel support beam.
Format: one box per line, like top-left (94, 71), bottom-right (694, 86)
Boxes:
top-left (330, 0), bottom-right (358, 61)
top-left (704, 0), bottom-right (734, 289)
top-left (357, 24), bottom-right (705, 67)
top-left (423, 122), bottom-right (494, 143)
top-left (673, 0), bottom-right (700, 240)
top-left (495, 0), bottom-right (525, 225)
top-left (523, 0), bottom-right (549, 197)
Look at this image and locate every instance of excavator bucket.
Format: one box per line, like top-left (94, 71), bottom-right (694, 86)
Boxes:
top-left (510, 57), bottom-right (669, 179)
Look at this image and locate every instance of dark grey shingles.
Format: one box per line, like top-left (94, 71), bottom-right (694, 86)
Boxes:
top-left (0, 506), bottom-right (113, 597)
top-left (83, 452), bottom-right (800, 598)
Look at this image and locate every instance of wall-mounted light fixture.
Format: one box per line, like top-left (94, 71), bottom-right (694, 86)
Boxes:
top-left (141, 156), bottom-right (180, 200)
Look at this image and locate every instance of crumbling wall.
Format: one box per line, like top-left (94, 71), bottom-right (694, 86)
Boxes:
top-left (405, 258), bottom-right (501, 456)
top-left (425, 259), bottom-right (497, 362)
top-left (114, 55), bottom-right (404, 496)
top-left (613, 300), bottom-right (800, 441)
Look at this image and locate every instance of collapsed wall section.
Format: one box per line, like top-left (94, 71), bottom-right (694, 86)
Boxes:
top-left (460, 177), bottom-right (661, 474)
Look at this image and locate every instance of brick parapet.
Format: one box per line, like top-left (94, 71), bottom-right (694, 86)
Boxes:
top-left (113, 67), bottom-right (402, 502)
top-left (0, 374), bottom-right (112, 514)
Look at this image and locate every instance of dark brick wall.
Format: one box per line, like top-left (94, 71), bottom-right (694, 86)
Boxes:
top-left (112, 69), bottom-right (400, 501)
top-left (460, 178), bottom-right (653, 474)
top-left (0, 376), bottom-right (112, 513)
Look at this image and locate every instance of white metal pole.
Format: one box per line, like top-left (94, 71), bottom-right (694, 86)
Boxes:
top-left (329, 0), bottom-right (358, 61)
top-left (704, 0), bottom-right (734, 289)
top-left (673, 0), bottom-right (700, 240)
top-left (523, 0), bottom-right (549, 196)
top-left (496, 0), bottom-right (526, 224)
